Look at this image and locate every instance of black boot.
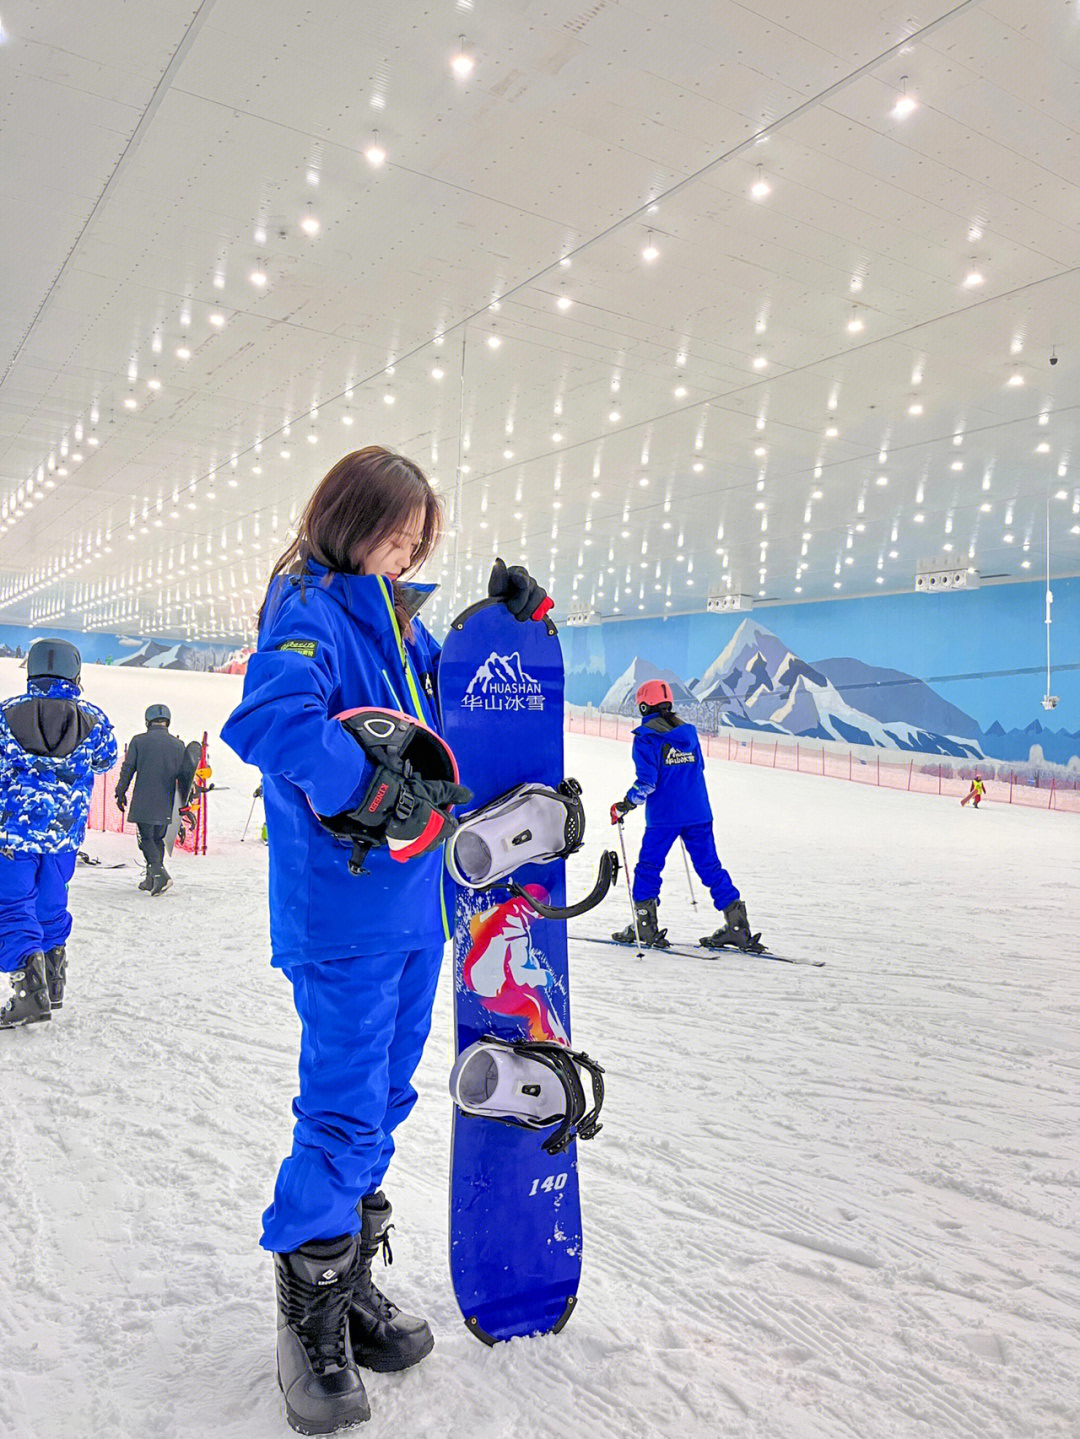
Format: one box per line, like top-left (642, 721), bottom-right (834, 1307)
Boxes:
top-left (701, 900), bottom-right (763, 953)
top-left (150, 868), bottom-right (172, 896)
top-left (612, 898), bottom-right (669, 948)
top-left (349, 1193), bottom-right (434, 1372)
top-left (275, 1235), bottom-right (370, 1434)
top-left (0, 953), bottom-right (52, 1028)
top-left (44, 946), bottom-right (67, 1009)
top-left (138, 866), bottom-right (153, 892)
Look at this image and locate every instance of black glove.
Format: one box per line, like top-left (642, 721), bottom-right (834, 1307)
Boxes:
top-left (254, 783), bottom-right (263, 799)
top-left (345, 764), bottom-right (473, 863)
top-left (488, 558), bottom-right (553, 623)
top-left (610, 798), bottom-right (636, 825)
top-left (115, 792), bottom-right (127, 813)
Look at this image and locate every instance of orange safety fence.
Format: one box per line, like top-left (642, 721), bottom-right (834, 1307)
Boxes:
top-left (566, 711), bottom-right (1080, 815)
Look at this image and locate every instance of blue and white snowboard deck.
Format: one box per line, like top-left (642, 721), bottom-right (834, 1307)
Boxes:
top-left (439, 600), bottom-right (582, 1344)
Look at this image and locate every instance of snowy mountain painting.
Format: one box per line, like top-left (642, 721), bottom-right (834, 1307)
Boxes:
top-left (602, 619), bottom-right (985, 759)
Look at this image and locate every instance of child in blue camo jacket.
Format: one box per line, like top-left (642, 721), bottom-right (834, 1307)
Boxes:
top-left (0, 638), bottom-right (117, 1026)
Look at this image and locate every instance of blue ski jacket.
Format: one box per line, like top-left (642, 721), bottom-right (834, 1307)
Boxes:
top-left (0, 679), bottom-right (118, 854)
top-left (626, 718), bottom-right (713, 827)
top-left (221, 565), bottom-right (449, 968)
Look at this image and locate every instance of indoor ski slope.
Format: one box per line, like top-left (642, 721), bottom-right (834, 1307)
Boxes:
top-left (1, 660), bottom-right (1076, 1439)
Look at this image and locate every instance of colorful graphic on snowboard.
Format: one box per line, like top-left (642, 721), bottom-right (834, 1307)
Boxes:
top-left (440, 599), bottom-right (583, 1344)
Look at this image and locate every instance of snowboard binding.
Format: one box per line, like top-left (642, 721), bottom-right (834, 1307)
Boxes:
top-left (446, 779), bottom-right (619, 921)
top-left (450, 1035), bottom-right (605, 1156)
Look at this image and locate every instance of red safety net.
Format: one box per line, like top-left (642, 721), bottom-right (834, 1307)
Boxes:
top-left (565, 711), bottom-right (1080, 815)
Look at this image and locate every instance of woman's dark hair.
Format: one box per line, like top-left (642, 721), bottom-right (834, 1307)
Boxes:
top-left (260, 447), bottom-right (442, 635)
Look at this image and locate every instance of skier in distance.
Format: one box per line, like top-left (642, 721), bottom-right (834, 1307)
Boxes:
top-left (114, 704), bottom-right (189, 895)
top-left (222, 446), bottom-right (551, 1435)
top-left (610, 679), bottom-right (764, 952)
top-left (0, 639), bottom-right (117, 1026)
top-left (960, 773), bottom-right (986, 808)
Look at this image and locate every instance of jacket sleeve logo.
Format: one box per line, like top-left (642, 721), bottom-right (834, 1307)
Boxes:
top-left (276, 639), bottom-right (319, 658)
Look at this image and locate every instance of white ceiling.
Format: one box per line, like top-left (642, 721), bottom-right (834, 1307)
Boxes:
top-left (1, 0), bottom-right (1079, 642)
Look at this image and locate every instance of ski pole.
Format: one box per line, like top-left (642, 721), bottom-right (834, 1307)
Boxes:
top-left (614, 819), bottom-right (645, 958)
top-left (679, 839), bottom-right (698, 909)
top-left (241, 788), bottom-right (260, 843)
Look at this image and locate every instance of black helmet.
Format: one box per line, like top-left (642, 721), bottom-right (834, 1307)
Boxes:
top-left (27, 638), bottom-right (81, 688)
top-left (145, 704), bottom-right (171, 726)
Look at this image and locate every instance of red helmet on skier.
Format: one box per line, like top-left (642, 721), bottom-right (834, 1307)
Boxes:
top-left (636, 679), bottom-right (674, 715)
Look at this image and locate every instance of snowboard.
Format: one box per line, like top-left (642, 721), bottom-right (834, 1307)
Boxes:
top-left (166, 741), bottom-right (203, 855)
top-left (573, 934), bottom-right (825, 967)
top-left (439, 598), bottom-right (582, 1345)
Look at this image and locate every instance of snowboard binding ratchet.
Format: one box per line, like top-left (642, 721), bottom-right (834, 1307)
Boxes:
top-left (450, 1035), bottom-right (605, 1156)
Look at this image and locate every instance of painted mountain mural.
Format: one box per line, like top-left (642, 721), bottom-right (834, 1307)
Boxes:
top-left (603, 619), bottom-right (985, 758)
top-left (601, 658), bottom-right (701, 716)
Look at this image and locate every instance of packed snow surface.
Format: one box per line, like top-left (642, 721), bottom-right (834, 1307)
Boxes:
top-left (1, 660), bottom-right (1077, 1439)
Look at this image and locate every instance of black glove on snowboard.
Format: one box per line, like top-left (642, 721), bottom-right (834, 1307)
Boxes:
top-left (488, 558), bottom-right (553, 623)
top-left (610, 798), bottom-right (636, 825)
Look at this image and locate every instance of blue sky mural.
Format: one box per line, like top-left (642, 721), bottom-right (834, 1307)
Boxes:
top-left (561, 577), bottom-right (1080, 769)
top-left (0, 624), bottom-right (239, 671)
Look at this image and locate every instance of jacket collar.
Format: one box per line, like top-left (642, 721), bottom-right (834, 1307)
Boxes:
top-left (300, 563), bottom-right (435, 636)
top-left (26, 678), bottom-right (82, 701)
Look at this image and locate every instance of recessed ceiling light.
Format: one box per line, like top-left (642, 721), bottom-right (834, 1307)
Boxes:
top-left (450, 35), bottom-right (474, 78)
top-left (1007, 372), bottom-right (1024, 387)
top-left (752, 356), bottom-right (768, 370)
top-left (486, 334), bottom-right (502, 349)
top-left (847, 315), bottom-right (865, 334)
top-left (556, 294), bottom-right (572, 311)
top-left (673, 386), bottom-right (687, 398)
top-left (1036, 442), bottom-right (1050, 453)
top-left (825, 426), bottom-right (839, 438)
top-left (891, 76), bottom-right (917, 119)
top-left (914, 512), bottom-right (925, 522)
top-left (175, 347), bottom-right (190, 360)
top-left (642, 236), bottom-right (660, 263)
top-left (951, 461), bottom-right (963, 471)
top-left (365, 131), bottom-right (386, 166)
top-left (693, 462), bottom-right (704, 473)
top-left (250, 268), bottom-right (268, 287)
top-left (300, 206), bottom-right (321, 236)
top-left (504, 449), bottom-right (514, 459)
top-left (962, 267), bottom-right (984, 288)
top-left (431, 367), bottom-right (444, 380)
top-left (750, 164), bottom-right (771, 200)
top-left (609, 411), bottom-right (621, 422)
top-left (123, 397), bottom-right (138, 410)
top-left (146, 377), bottom-right (161, 391)
top-left (908, 402), bottom-right (923, 415)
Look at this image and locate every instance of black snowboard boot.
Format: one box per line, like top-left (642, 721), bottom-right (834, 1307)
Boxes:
top-left (44, 945), bottom-right (67, 1009)
top-left (138, 866), bottom-right (153, 892)
top-left (701, 900), bottom-right (763, 953)
top-left (150, 869), bottom-right (172, 897)
top-left (0, 953), bottom-right (52, 1028)
top-left (349, 1193), bottom-right (434, 1372)
top-left (611, 898), bottom-right (669, 949)
top-left (275, 1234), bottom-right (370, 1434)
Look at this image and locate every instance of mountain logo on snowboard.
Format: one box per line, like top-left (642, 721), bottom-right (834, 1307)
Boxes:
top-left (462, 651), bottom-right (545, 713)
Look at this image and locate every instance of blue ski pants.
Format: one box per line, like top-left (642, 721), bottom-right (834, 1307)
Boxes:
top-left (0, 851), bottom-right (77, 972)
top-left (261, 943), bottom-right (445, 1254)
top-left (632, 822), bottom-right (740, 912)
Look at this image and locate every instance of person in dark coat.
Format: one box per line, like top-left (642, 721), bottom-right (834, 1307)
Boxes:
top-left (114, 704), bottom-right (189, 895)
top-left (0, 638), bottom-right (117, 1026)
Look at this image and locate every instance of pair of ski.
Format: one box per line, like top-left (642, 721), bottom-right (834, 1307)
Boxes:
top-left (576, 934), bottom-right (826, 967)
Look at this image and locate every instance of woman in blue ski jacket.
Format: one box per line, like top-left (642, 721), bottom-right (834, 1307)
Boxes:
top-left (609, 679), bottom-right (763, 953)
top-left (222, 447), bottom-right (549, 1435)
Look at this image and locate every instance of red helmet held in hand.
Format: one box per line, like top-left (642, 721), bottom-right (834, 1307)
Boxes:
top-left (636, 679), bottom-right (674, 714)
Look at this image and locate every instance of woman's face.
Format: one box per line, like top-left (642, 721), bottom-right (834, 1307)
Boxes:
top-left (354, 508), bottom-right (427, 579)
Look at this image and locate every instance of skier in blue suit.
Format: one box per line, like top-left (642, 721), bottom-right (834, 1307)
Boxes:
top-left (0, 638), bottom-right (117, 1026)
top-left (610, 679), bottom-right (763, 952)
top-left (221, 446), bottom-right (549, 1436)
